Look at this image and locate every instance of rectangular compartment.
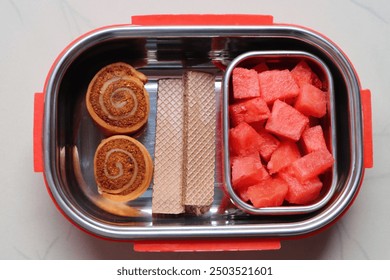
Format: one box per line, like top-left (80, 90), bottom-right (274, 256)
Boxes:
top-left (222, 51), bottom-right (337, 215)
top-left (36, 22), bottom-right (368, 242)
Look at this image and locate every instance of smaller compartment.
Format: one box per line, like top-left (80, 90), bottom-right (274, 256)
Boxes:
top-left (222, 51), bottom-right (338, 215)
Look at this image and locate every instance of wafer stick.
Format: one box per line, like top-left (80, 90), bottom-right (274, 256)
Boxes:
top-left (183, 71), bottom-right (216, 214)
top-left (152, 79), bottom-right (185, 214)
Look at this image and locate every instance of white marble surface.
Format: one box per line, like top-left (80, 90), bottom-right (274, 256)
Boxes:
top-left (0, 0), bottom-right (388, 260)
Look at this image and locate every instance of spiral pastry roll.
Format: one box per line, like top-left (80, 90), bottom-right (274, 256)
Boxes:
top-left (94, 135), bottom-right (153, 202)
top-left (86, 62), bottom-right (150, 135)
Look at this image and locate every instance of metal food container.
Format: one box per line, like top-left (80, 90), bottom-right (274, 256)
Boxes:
top-left (33, 15), bottom-right (373, 251)
top-left (223, 50), bottom-right (337, 215)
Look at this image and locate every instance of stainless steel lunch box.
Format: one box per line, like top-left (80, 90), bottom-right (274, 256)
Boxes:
top-left (33, 15), bottom-right (373, 251)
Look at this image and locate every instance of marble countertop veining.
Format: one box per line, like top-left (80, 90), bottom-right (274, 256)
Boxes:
top-left (0, 0), bottom-right (389, 259)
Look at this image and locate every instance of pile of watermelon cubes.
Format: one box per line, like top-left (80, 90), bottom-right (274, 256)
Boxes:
top-left (229, 60), bottom-right (334, 208)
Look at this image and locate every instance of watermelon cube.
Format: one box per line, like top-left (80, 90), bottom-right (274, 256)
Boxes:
top-left (229, 97), bottom-right (270, 127)
top-left (291, 149), bottom-right (334, 182)
top-left (294, 83), bottom-right (327, 118)
top-left (231, 155), bottom-right (270, 190)
top-left (291, 60), bottom-right (312, 87)
top-left (256, 128), bottom-right (280, 161)
top-left (291, 60), bottom-right (323, 89)
top-left (312, 74), bottom-right (323, 90)
top-left (301, 125), bottom-right (329, 153)
top-left (279, 170), bottom-right (323, 204)
top-left (237, 186), bottom-right (250, 202)
top-left (258, 69), bottom-right (300, 104)
top-left (247, 177), bottom-right (288, 208)
top-left (232, 67), bottom-right (260, 99)
top-left (229, 122), bottom-right (261, 156)
top-left (267, 141), bottom-right (301, 174)
top-left (265, 99), bottom-right (309, 141)
top-left (253, 62), bottom-right (269, 73)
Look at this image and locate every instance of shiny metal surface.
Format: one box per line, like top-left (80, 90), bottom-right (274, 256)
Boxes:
top-left (223, 51), bottom-right (337, 215)
top-left (42, 25), bottom-right (364, 240)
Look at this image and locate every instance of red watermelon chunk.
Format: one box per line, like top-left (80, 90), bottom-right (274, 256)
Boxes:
top-left (237, 187), bottom-right (250, 202)
top-left (265, 99), bottom-right (309, 141)
top-left (231, 155), bottom-right (270, 190)
top-left (267, 141), bottom-right (301, 174)
top-left (291, 149), bottom-right (334, 182)
top-left (232, 67), bottom-right (260, 99)
top-left (229, 97), bottom-right (270, 127)
top-left (229, 122), bottom-right (261, 156)
top-left (258, 69), bottom-right (300, 104)
top-left (312, 74), bottom-right (323, 90)
top-left (291, 60), bottom-right (312, 87)
top-left (301, 125), bottom-right (329, 153)
top-left (256, 128), bottom-right (280, 161)
top-left (227, 61), bottom-right (334, 207)
top-left (253, 62), bottom-right (269, 73)
top-left (279, 169), bottom-right (323, 204)
top-left (291, 60), bottom-right (323, 89)
top-left (295, 84), bottom-right (327, 118)
top-left (247, 177), bottom-right (288, 208)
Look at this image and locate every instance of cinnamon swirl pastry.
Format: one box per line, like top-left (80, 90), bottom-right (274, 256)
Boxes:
top-left (86, 62), bottom-right (150, 135)
top-left (93, 135), bottom-right (153, 202)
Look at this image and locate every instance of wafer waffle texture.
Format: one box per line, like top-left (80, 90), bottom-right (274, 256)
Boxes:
top-left (152, 79), bottom-right (185, 214)
top-left (152, 71), bottom-right (216, 215)
top-left (183, 71), bottom-right (216, 210)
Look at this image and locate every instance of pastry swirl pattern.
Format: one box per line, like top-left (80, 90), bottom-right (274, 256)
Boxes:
top-left (94, 135), bottom-right (153, 202)
top-left (86, 62), bottom-right (150, 135)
